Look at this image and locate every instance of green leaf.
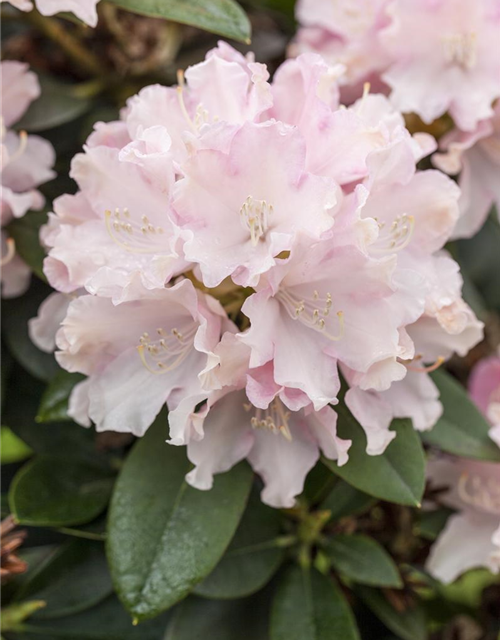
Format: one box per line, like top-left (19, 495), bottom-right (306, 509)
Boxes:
top-left (270, 566), bottom-right (360, 640)
top-left (325, 534), bottom-right (402, 589)
top-left (323, 406), bottom-right (425, 506)
top-left (16, 76), bottom-right (93, 132)
top-left (107, 417), bottom-right (252, 621)
top-left (107, 0), bottom-right (251, 43)
top-left (13, 595), bottom-right (172, 640)
top-left (7, 212), bottom-right (48, 282)
top-left (9, 456), bottom-right (114, 527)
top-left (1, 280), bottom-right (59, 382)
top-left (1, 346), bottom-right (13, 412)
top-left (2, 366), bottom-right (97, 463)
top-left (421, 370), bottom-right (500, 462)
top-left (37, 371), bottom-right (85, 424)
top-left (194, 488), bottom-right (285, 599)
top-left (321, 477), bottom-right (374, 521)
top-left (357, 587), bottom-right (427, 640)
top-left (13, 539), bottom-right (113, 619)
top-left (1, 426), bottom-right (32, 464)
top-left (166, 594), bottom-right (270, 640)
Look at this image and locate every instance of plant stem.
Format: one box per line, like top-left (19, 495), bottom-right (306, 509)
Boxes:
top-left (26, 10), bottom-right (103, 77)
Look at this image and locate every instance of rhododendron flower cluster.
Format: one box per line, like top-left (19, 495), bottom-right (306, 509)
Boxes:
top-left (1, 61), bottom-right (55, 297)
top-left (0, 0), bottom-right (100, 27)
top-left (33, 43), bottom-right (484, 508)
top-left (427, 455), bottom-right (500, 583)
top-left (293, 0), bottom-right (500, 131)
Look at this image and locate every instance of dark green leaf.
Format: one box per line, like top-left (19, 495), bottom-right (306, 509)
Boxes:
top-left (2, 365), bottom-right (98, 463)
top-left (323, 406), bottom-right (425, 506)
top-left (270, 566), bottom-right (360, 640)
top-left (321, 477), bottom-right (374, 521)
top-left (13, 539), bottom-right (113, 619)
top-left (107, 417), bottom-right (252, 621)
top-left (194, 488), bottom-right (285, 599)
top-left (325, 534), bottom-right (402, 588)
top-left (37, 371), bottom-right (85, 424)
top-left (357, 587), bottom-right (427, 640)
top-left (166, 594), bottom-right (270, 640)
top-left (14, 595), bottom-right (171, 640)
top-left (1, 345), bottom-right (13, 411)
top-left (16, 76), bottom-right (93, 132)
top-left (107, 0), bottom-right (251, 43)
top-left (1, 280), bottom-right (59, 382)
top-left (9, 456), bottom-right (114, 527)
top-left (6, 211), bottom-right (48, 282)
top-left (421, 370), bottom-right (500, 462)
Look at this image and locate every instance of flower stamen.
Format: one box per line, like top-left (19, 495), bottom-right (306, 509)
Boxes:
top-left (458, 472), bottom-right (500, 515)
top-left (239, 195), bottom-right (273, 246)
top-left (104, 208), bottom-right (168, 254)
top-left (246, 398), bottom-right (293, 441)
top-left (137, 322), bottom-right (197, 374)
top-left (277, 288), bottom-right (344, 341)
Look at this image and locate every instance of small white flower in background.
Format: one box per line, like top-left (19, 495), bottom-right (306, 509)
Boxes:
top-left (1, 61), bottom-right (55, 298)
top-left (0, 0), bottom-right (100, 27)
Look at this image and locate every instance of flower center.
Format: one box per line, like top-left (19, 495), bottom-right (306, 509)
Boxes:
top-left (245, 398), bottom-right (292, 441)
top-left (442, 32), bottom-right (477, 70)
top-left (239, 196), bottom-right (274, 246)
top-left (137, 322), bottom-right (197, 374)
top-left (371, 213), bottom-right (415, 254)
top-left (458, 472), bottom-right (500, 516)
top-left (277, 287), bottom-right (344, 341)
top-left (104, 208), bottom-right (168, 254)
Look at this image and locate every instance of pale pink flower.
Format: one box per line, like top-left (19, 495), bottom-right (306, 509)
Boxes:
top-left (28, 291), bottom-right (72, 353)
top-left (381, 0), bottom-right (500, 132)
top-left (43, 127), bottom-right (187, 302)
top-left (433, 102), bottom-right (500, 238)
top-left (173, 120), bottom-right (340, 288)
top-left (292, 0), bottom-right (393, 95)
top-left (469, 352), bottom-right (500, 448)
top-left (0, 0), bottom-right (100, 27)
top-left (1, 61), bottom-right (55, 297)
top-left (239, 235), bottom-right (425, 414)
top-left (426, 456), bottom-right (500, 583)
top-left (186, 386), bottom-right (351, 508)
top-left (125, 42), bottom-right (272, 162)
top-left (55, 279), bottom-right (226, 438)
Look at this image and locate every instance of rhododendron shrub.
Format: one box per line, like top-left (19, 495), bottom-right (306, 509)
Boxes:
top-left (1, 2), bottom-right (500, 638)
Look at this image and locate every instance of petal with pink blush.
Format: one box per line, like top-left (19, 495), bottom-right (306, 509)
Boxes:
top-left (426, 512), bottom-right (500, 583)
top-left (0, 61), bottom-right (40, 128)
top-left (174, 121), bottom-right (339, 288)
top-left (29, 291), bottom-right (71, 353)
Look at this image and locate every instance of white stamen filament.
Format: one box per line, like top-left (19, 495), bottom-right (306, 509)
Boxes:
top-left (0, 237), bottom-right (16, 267)
top-left (245, 398), bottom-right (293, 441)
top-left (277, 288), bottom-right (344, 341)
top-left (104, 208), bottom-right (168, 254)
top-left (137, 323), bottom-right (198, 375)
top-left (405, 355), bottom-right (445, 374)
top-left (458, 472), bottom-right (500, 515)
top-left (371, 214), bottom-right (415, 254)
top-left (7, 130), bottom-right (28, 165)
top-left (442, 32), bottom-right (477, 70)
top-left (239, 196), bottom-right (274, 246)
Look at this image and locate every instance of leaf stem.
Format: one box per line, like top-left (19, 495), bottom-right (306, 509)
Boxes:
top-left (26, 10), bottom-right (103, 77)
